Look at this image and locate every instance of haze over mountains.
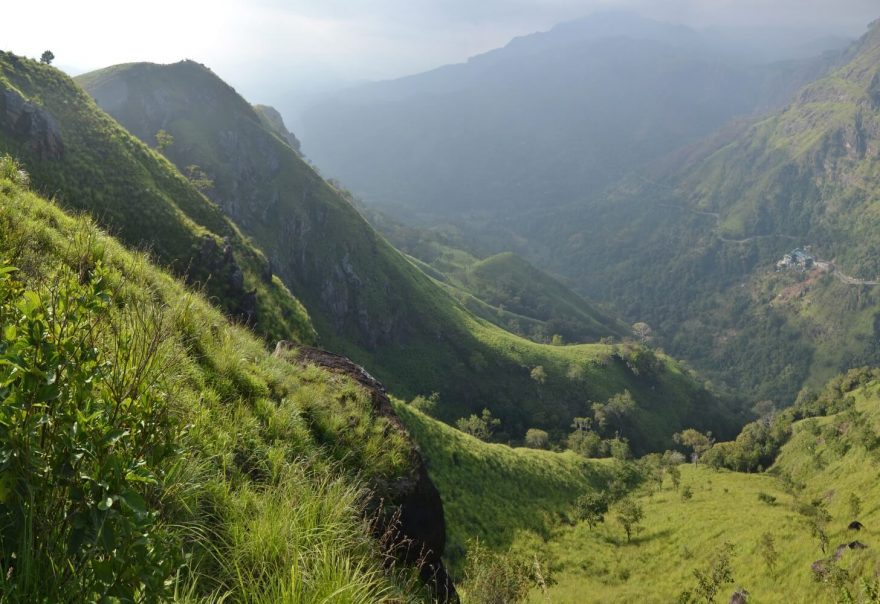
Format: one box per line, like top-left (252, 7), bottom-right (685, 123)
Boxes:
top-left (6, 5), bottom-right (880, 602)
top-left (300, 13), bottom-right (847, 222)
top-left (298, 12), bottom-right (880, 407)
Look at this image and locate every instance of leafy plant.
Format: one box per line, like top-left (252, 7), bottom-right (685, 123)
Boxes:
top-left (0, 262), bottom-right (183, 601)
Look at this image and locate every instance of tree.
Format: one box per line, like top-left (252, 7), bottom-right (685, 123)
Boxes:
top-left (760, 532), bottom-right (778, 576)
top-left (524, 428), bottom-right (549, 449)
top-left (575, 493), bottom-right (609, 530)
top-left (530, 365), bottom-right (547, 384)
top-left (567, 429), bottom-right (605, 458)
top-left (692, 542), bottom-right (735, 603)
top-left (40, 50), bottom-right (54, 65)
top-left (155, 129), bottom-right (174, 152)
top-left (667, 463), bottom-right (682, 491)
top-left (184, 165), bottom-right (213, 192)
top-left (632, 321), bottom-right (653, 343)
top-left (550, 334), bottom-right (564, 346)
top-left (456, 408), bottom-right (500, 441)
top-left (410, 392), bottom-right (439, 415)
top-left (615, 498), bottom-right (644, 542)
top-left (674, 429), bottom-right (715, 463)
top-left (592, 390), bottom-right (636, 433)
top-left (849, 493), bottom-right (862, 520)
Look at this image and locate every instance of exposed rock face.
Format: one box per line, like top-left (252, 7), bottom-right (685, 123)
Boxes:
top-left (274, 341), bottom-right (457, 602)
top-left (1, 88), bottom-right (64, 160)
top-left (196, 234), bottom-right (258, 325)
top-left (253, 104), bottom-right (302, 153)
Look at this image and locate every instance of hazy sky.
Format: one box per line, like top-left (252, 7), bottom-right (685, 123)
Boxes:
top-left (6, 0), bottom-right (879, 112)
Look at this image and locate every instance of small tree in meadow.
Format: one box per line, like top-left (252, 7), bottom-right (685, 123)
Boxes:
top-left (760, 532), bottom-right (778, 576)
top-left (616, 498), bottom-right (644, 542)
top-left (575, 493), bottom-right (609, 530)
top-left (691, 542), bottom-right (735, 603)
top-left (667, 463), bottom-right (682, 491)
top-left (674, 428), bottom-right (715, 463)
top-left (849, 493), bottom-right (862, 520)
top-left (40, 50), bottom-right (54, 64)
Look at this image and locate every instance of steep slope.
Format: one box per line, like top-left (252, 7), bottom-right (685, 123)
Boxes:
top-left (0, 157), bottom-right (453, 601)
top-left (0, 52), bottom-right (313, 344)
top-left (514, 18), bottom-right (880, 404)
top-left (299, 12), bottom-right (838, 222)
top-left (77, 60), bottom-right (733, 449)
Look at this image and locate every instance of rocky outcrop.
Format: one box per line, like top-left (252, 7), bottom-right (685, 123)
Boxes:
top-left (1, 88), bottom-right (64, 160)
top-left (195, 235), bottom-right (258, 325)
top-left (254, 104), bottom-right (302, 153)
top-left (274, 341), bottom-right (457, 602)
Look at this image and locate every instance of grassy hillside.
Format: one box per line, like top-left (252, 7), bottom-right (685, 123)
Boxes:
top-left (531, 374), bottom-right (880, 603)
top-left (447, 252), bottom-right (630, 344)
top-left (0, 51), bottom-right (313, 345)
top-left (0, 157), bottom-right (436, 601)
top-left (399, 357), bottom-right (880, 602)
top-left (394, 402), bottom-right (618, 567)
top-left (76, 60), bottom-right (733, 450)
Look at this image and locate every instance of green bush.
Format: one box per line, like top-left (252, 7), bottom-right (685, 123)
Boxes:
top-left (0, 263), bottom-right (183, 601)
top-left (460, 540), bottom-right (551, 604)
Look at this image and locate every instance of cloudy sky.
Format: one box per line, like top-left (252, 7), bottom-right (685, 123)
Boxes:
top-left (5, 0), bottom-right (879, 115)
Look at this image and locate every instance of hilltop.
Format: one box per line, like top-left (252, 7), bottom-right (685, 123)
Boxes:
top-left (0, 52), bottom-right (313, 344)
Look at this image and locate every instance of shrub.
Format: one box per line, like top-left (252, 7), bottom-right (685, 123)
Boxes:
top-left (456, 408), bottom-right (501, 441)
top-left (524, 428), bottom-right (550, 449)
top-left (757, 492), bottom-right (777, 506)
top-left (460, 540), bottom-right (551, 604)
top-left (0, 263), bottom-right (183, 601)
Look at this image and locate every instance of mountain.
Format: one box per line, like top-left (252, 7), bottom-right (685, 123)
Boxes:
top-left (0, 51), bottom-right (314, 344)
top-left (0, 155), bottom-right (453, 601)
top-left (517, 18), bottom-right (880, 404)
top-left (298, 12), bottom-right (840, 223)
top-left (76, 59), bottom-right (732, 450)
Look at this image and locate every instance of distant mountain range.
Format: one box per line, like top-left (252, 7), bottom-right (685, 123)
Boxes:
top-left (299, 13), bottom-right (844, 222)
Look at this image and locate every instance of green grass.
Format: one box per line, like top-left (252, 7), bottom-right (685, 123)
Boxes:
top-left (526, 380), bottom-right (880, 603)
top-left (394, 401), bottom-right (617, 571)
top-left (0, 159), bottom-right (422, 602)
